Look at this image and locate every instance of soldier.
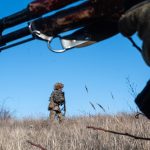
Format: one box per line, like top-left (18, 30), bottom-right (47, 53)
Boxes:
top-left (48, 82), bottom-right (66, 123)
top-left (119, 1), bottom-right (150, 118)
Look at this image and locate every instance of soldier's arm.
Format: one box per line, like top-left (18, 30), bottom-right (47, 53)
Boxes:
top-left (49, 91), bottom-right (54, 101)
top-left (48, 92), bottom-right (55, 110)
top-left (119, 1), bottom-right (150, 36)
top-left (119, 1), bottom-right (150, 66)
top-left (119, 3), bottom-right (140, 37)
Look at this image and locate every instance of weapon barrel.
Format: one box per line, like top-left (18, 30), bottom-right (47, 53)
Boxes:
top-left (0, 0), bottom-right (80, 33)
top-left (0, 27), bottom-right (30, 46)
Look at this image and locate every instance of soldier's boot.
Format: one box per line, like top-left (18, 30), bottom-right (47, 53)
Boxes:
top-left (135, 80), bottom-right (150, 119)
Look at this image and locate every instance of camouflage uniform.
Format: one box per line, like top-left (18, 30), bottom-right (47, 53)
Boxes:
top-left (135, 80), bottom-right (150, 119)
top-left (48, 83), bottom-right (65, 123)
top-left (119, 1), bottom-right (150, 119)
top-left (119, 0), bottom-right (150, 66)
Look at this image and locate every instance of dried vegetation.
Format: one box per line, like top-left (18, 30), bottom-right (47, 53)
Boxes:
top-left (0, 114), bottom-right (150, 150)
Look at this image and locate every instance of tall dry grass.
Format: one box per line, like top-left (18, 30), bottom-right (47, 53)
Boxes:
top-left (0, 114), bottom-right (150, 150)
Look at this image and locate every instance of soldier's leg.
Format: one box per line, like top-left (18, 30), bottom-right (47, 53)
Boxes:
top-left (142, 38), bottom-right (150, 66)
top-left (135, 80), bottom-right (150, 119)
top-left (57, 112), bottom-right (64, 123)
top-left (49, 110), bottom-right (56, 123)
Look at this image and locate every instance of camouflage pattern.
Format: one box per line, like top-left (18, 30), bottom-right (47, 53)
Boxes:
top-left (119, 1), bottom-right (150, 66)
top-left (29, 0), bottom-right (79, 15)
top-left (50, 90), bottom-right (65, 105)
top-left (31, 2), bottom-right (96, 36)
top-left (48, 83), bottom-right (65, 123)
top-left (49, 110), bottom-right (63, 123)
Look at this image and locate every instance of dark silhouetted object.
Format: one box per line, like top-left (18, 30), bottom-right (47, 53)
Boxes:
top-left (135, 80), bottom-right (150, 119)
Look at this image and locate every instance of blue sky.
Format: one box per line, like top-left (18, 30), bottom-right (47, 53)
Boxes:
top-left (0, 0), bottom-right (149, 118)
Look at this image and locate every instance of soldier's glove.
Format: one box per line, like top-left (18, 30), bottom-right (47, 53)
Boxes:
top-left (119, 1), bottom-right (150, 66)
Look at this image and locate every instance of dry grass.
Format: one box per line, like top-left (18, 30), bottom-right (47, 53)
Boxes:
top-left (0, 114), bottom-right (150, 150)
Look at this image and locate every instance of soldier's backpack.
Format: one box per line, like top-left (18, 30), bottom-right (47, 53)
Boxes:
top-left (53, 90), bottom-right (65, 105)
top-left (135, 80), bottom-right (150, 119)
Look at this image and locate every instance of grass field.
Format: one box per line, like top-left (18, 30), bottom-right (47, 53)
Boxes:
top-left (0, 114), bottom-right (150, 150)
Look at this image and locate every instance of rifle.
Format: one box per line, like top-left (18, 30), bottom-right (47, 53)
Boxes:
top-left (63, 94), bottom-right (66, 117)
top-left (0, 0), bottom-right (145, 53)
top-left (61, 92), bottom-right (66, 116)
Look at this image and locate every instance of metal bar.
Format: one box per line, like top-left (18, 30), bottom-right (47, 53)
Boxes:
top-left (0, 37), bottom-right (34, 52)
top-left (0, 27), bottom-right (30, 46)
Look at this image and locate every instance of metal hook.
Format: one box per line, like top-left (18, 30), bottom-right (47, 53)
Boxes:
top-left (29, 22), bottom-right (67, 53)
top-left (29, 22), bottom-right (53, 41)
top-left (47, 35), bottom-right (67, 53)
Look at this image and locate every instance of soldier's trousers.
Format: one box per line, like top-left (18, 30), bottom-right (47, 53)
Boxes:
top-left (135, 80), bottom-right (150, 119)
top-left (49, 110), bottom-right (63, 123)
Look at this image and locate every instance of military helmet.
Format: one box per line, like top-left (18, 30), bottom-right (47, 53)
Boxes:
top-left (54, 82), bottom-right (64, 90)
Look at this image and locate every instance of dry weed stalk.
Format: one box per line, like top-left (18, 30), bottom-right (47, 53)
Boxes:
top-left (89, 102), bottom-right (96, 110)
top-left (85, 85), bottom-right (88, 93)
top-left (87, 126), bottom-right (150, 141)
top-left (97, 103), bottom-right (106, 112)
top-left (126, 77), bottom-right (137, 98)
top-left (27, 140), bottom-right (47, 150)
